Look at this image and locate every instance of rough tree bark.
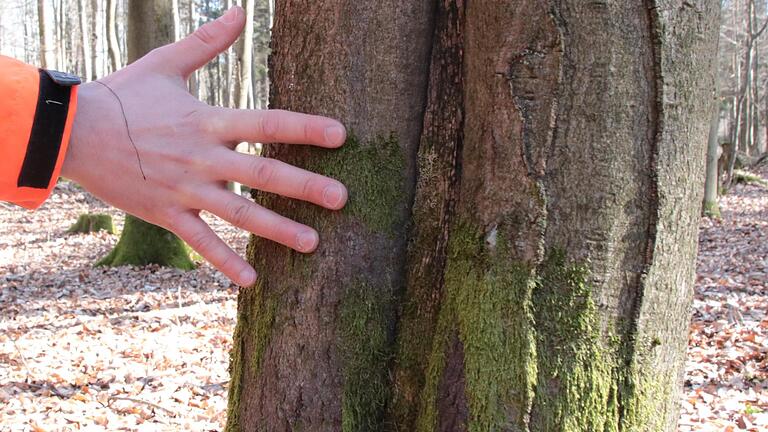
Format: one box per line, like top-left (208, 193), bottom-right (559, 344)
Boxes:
top-left (226, 1), bottom-right (720, 431)
top-left (99, 0), bottom-right (194, 271)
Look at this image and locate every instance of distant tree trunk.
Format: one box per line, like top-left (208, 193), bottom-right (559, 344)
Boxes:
top-left (106, 0), bottom-right (121, 72)
top-left (705, 34), bottom-right (722, 218)
top-left (225, 0), bottom-right (234, 107)
top-left (237, 0), bottom-right (254, 110)
top-left (100, 0), bottom-right (194, 271)
top-left (704, 104), bottom-right (722, 217)
top-left (172, 0), bottom-right (181, 41)
top-left (229, 0), bottom-right (255, 195)
top-left (765, 80), bottom-right (768, 154)
top-left (188, 0), bottom-right (200, 98)
top-left (77, 0), bottom-right (92, 81)
top-left (37, 0), bottom-right (55, 69)
top-left (750, 29), bottom-right (760, 156)
top-left (729, 0), bottom-right (768, 183)
top-left (225, 2), bottom-right (719, 432)
top-left (90, 0), bottom-right (101, 80)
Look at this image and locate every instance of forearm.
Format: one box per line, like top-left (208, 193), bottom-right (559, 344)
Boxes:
top-left (0, 55), bottom-right (79, 209)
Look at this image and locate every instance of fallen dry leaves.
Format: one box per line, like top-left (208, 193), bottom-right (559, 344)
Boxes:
top-left (679, 165), bottom-right (768, 432)
top-left (0, 182), bottom-right (247, 431)
top-left (0, 165), bottom-right (766, 430)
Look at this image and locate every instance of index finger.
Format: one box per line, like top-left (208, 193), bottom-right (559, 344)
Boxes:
top-left (203, 108), bottom-right (347, 148)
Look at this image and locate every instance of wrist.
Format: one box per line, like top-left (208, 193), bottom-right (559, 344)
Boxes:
top-left (62, 82), bottom-right (94, 182)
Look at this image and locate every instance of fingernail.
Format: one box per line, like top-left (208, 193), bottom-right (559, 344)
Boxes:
top-left (323, 184), bottom-right (346, 208)
top-left (221, 6), bottom-right (241, 24)
top-left (239, 268), bottom-right (257, 286)
top-left (297, 230), bottom-right (319, 252)
top-left (324, 125), bottom-right (346, 146)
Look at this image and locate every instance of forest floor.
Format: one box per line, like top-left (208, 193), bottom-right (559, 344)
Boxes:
top-left (679, 163), bottom-right (768, 432)
top-left (0, 166), bottom-right (766, 431)
top-left (0, 183), bottom-right (247, 431)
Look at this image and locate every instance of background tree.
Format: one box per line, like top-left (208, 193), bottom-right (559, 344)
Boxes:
top-left (37, 0), bottom-right (55, 69)
top-left (106, 0), bottom-right (121, 72)
top-left (225, 2), bottom-right (720, 432)
top-left (98, 0), bottom-right (194, 270)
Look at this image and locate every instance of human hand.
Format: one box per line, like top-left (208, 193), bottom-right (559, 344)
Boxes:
top-left (62, 6), bottom-right (348, 286)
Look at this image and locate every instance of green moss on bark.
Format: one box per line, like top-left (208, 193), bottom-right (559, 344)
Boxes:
top-left (338, 282), bottom-right (393, 432)
top-left (530, 251), bottom-right (619, 432)
top-left (67, 213), bottom-right (114, 234)
top-left (307, 133), bottom-right (406, 234)
top-left (415, 221), bottom-right (537, 432)
top-left (97, 215), bottom-right (194, 270)
top-left (224, 271), bottom-right (279, 432)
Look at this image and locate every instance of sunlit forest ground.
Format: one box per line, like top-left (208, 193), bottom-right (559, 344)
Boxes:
top-left (1, 165), bottom-right (767, 431)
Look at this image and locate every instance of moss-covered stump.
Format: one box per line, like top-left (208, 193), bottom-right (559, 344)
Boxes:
top-left (67, 213), bottom-right (115, 234)
top-left (702, 200), bottom-right (722, 219)
top-left (97, 215), bottom-right (195, 270)
top-left (733, 169), bottom-right (768, 188)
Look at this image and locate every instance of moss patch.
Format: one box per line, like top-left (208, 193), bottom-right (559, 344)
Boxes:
top-left (530, 250), bottom-right (619, 432)
top-left (97, 215), bottom-right (194, 270)
top-left (338, 282), bottom-right (393, 432)
top-left (307, 133), bottom-right (406, 234)
top-left (224, 271), bottom-right (279, 432)
top-left (414, 221), bottom-right (537, 432)
top-left (67, 213), bottom-right (114, 234)
top-left (702, 200), bottom-right (721, 219)
top-left (733, 169), bottom-right (768, 188)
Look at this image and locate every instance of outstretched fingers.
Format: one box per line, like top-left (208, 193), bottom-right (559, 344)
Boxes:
top-left (172, 212), bottom-right (257, 286)
top-left (199, 190), bottom-right (320, 254)
top-left (203, 108), bottom-right (347, 148)
top-left (213, 150), bottom-right (347, 210)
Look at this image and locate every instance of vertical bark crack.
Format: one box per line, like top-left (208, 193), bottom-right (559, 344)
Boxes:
top-left (617, 0), bottom-right (664, 427)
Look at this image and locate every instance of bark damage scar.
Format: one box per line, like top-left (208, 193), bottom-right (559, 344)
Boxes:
top-left (388, 0), bottom-right (467, 429)
top-left (617, 0), bottom-right (664, 426)
top-left (496, 3), bottom-right (564, 181)
top-left (436, 332), bottom-right (470, 432)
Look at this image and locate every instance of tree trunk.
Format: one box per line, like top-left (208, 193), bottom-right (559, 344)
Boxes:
top-left (225, 0), bottom-right (234, 108)
top-left (230, 0), bottom-right (255, 195)
top-left (100, 0), bottom-right (194, 271)
top-left (705, 37), bottom-right (722, 218)
top-left (188, 0), bottom-right (200, 98)
top-left (90, 0), bottom-right (101, 80)
top-left (704, 103), bottom-right (722, 218)
top-left (37, 0), bottom-right (55, 69)
top-left (106, 0), bottom-right (121, 72)
top-left (237, 0), bottom-right (254, 110)
top-left (77, 0), bottom-right (92, 81)
top-left (172, 0), bottom-right (181, 42)
top-left (226, 2), bottom-right (720, 432)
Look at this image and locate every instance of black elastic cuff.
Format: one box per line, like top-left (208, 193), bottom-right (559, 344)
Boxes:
top-left (17, 69), bottom-right (75, 189)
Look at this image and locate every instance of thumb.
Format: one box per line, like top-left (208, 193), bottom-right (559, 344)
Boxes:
top-left (159, 6), bottom-right (245, 78)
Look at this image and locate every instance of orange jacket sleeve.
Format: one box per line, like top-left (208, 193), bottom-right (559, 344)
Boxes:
top-left (0, 55), bottom-right (79, 209)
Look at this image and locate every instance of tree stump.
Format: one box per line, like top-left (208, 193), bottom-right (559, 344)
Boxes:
top-left (67, 213), bottom-right (115, 234)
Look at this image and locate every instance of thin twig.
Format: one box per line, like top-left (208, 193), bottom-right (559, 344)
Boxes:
top-left (109, 395), bottom-right (177, 417)
top-left (8, 333), bottom-right (32, 381)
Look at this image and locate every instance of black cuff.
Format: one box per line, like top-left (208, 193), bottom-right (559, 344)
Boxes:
top-left (16, 69), bottom-right (79, 189)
